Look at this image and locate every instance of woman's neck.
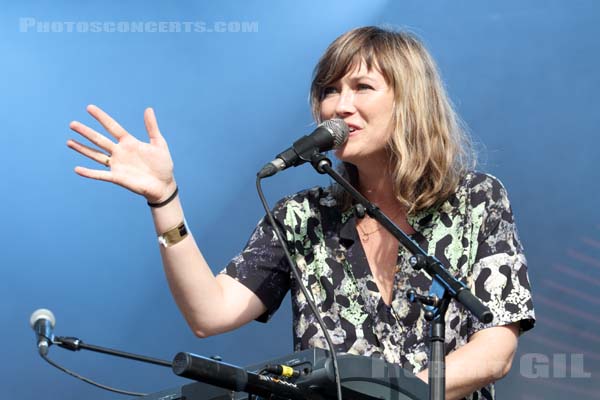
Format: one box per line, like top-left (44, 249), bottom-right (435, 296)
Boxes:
top-left (355, 162), bottom-right (400, 212)
top-left (354, 161), bottom-right (415, 235)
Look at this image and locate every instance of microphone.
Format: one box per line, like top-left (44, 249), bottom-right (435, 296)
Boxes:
top-left (172, 352), bottom-right (307, 400)
top-left (30, 308), bottom-right (55, 356)
top-left (257, 119), bottom-right (349, 178)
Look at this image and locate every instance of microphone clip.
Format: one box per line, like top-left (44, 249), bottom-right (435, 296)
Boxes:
top-left (54, 336), bottom-right (83, 351)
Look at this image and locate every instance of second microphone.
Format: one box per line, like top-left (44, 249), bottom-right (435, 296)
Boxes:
top-left (257, 119), bottom-right (348, 179)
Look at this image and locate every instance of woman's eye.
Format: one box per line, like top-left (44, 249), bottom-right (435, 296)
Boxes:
top-left (322, 86), bottom-right (338, 97)
top-left (357, 83), bottom-right (374, 91)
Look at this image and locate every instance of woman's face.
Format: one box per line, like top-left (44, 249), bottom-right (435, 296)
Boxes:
top-left (319, 60), bottom-right (395, 167)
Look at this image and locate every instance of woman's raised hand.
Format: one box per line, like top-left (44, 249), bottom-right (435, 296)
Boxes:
top-left (67, 105), bottom-right (176, 203)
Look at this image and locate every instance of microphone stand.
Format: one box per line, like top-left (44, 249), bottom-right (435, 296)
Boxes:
top-left (52, 337), bottom-right (318, 399)
top-left (35, 335), bottom-right (174, 397)
top-left (53, 336), bottom-right (172, 367)
top-left (309, 154), bottom-right (493, 400)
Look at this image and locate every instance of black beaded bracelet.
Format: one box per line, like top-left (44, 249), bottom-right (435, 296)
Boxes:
top-left (147, 186), bottom-right (179, 208)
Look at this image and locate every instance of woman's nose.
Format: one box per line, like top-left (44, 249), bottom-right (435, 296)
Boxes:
top-left (334, 89), bottom-right (356, 117)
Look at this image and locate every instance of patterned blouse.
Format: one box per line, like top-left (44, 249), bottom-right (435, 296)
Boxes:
top-left (222, 172), bottom-right (535, 400)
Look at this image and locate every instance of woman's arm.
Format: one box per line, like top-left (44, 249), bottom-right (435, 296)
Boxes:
top-left (416, 322), bottom-right (520, 400)
top-left (150, 194), bottom-right (267, 337)
top-left (68, 105), bottom-right (267, 337)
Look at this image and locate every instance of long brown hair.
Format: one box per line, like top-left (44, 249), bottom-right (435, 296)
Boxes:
top-left (310, 26), bottom-right (475, 214)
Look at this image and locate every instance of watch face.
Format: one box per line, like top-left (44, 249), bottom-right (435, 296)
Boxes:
top-left (177, 223), bottom-right (188, 236)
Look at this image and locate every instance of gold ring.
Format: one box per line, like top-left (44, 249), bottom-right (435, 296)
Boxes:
top-left (105, 157), bottom-right (111, 167)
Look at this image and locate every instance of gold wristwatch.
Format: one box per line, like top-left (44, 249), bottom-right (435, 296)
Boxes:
top-left (158, 220), bottom-right (189, 248)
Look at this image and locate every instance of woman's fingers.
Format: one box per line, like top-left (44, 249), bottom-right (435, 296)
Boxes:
top-left (73, 166), bottom-right (113, 182)
top-left (69, 105), bottom-right (174, 199)
top-left (86, 104), bottom-right (128, 140)
top-left (69, 120), bottom-right (115, 153)
top-left (144, 107), bottom-right (163, 143)
top-left (67, 139), bottom-right (111, 167)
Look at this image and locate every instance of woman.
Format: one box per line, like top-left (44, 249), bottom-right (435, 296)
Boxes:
top-left (67, 27), bottom-right (534, 400)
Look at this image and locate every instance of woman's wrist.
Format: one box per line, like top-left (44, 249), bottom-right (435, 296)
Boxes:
top-left (148, 186), bottom-right (179, 208)
top-left (149, 185), bottom-right (186, 235)
top-left (146, 180), bottom-right (178, 204)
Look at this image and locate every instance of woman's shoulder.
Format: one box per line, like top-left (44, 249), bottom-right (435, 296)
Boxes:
top-left (460, 171), bottom-right (511, 209)
top-left (462, 170), bottom-right (506, 190)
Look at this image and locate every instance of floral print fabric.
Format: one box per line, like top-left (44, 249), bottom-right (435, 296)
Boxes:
top-left (223, 172), bottom-right (535, 400)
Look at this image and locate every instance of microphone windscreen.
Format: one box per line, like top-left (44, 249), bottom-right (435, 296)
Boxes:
top-left (30, 308), bottom-right (56, 328)
top-left (320, 119), bottom-right (348, 148)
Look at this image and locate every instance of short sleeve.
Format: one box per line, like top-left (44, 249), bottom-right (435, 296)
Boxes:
top-left (220, 199), bottom-right (292, 323)
top-left (468, 175), bottom-right (535, 336)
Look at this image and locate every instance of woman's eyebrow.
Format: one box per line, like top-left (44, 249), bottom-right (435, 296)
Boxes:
top-left (346, 75), bottom-right (378, 83)
top-left (323, 74), bottom-right (379, 88)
